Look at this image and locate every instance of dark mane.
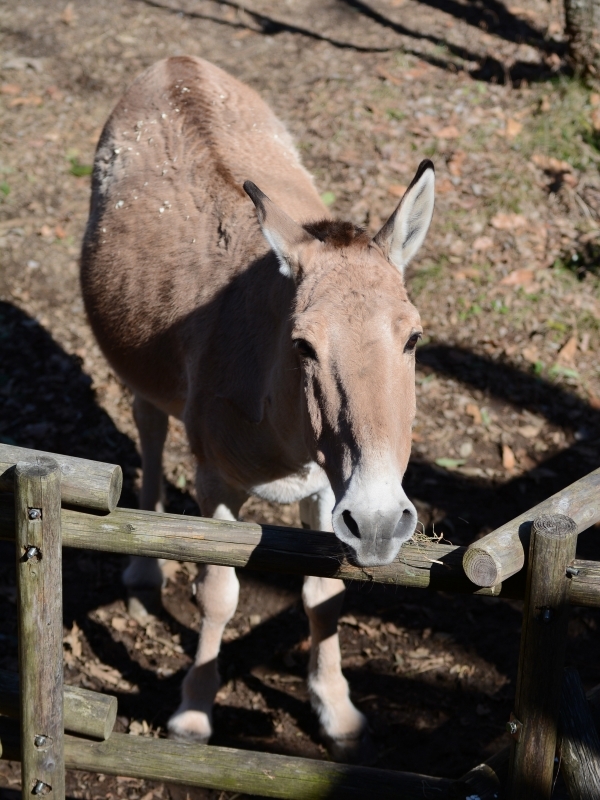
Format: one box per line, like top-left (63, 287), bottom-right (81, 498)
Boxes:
top-left (303, 219), bottom-right (370, 248)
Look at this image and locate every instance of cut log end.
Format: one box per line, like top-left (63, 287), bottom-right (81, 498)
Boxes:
top-left (532, 514), bottom-right (578, 540)
top-left (462, 548), bottom-right (500, 588)
top-left (107, 466), bottom-right (123, 513)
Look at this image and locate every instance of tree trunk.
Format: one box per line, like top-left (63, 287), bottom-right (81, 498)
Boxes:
top-left (564, 0), bottom-right (600, 75)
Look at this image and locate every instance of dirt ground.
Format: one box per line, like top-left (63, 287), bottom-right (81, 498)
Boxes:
top-left (2, 0), bottom-right (600, 797)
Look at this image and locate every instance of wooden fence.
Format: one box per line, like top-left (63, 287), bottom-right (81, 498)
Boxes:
top-left (1, 443), bottom-right (600, 799)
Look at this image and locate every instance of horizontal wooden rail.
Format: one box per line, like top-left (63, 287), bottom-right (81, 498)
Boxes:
top-left (0, 720), bottom-right (456, 799)
top-left (463, 467), bottom-right (600, 587)
top-left (0, 497), bottom-right (598, 605)
top-left (0, 444), bottom-right (122, 513)
top-left (0, 496), bottom-right (500, 596)
top-left (0, 669), bottom-right (117, 741)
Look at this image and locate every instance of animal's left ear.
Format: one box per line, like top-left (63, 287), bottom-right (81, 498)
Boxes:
top-left (373, 160), bottom-right (435, 276)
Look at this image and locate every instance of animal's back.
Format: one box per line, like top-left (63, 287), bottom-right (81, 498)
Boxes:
top-left (80, 56), bottom-right (325, 411)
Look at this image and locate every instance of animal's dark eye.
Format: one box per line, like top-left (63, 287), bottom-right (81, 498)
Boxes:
top-left (293, 338), bottom-right (318, 360)
top-left (404, 332), bottom-right (422, 353)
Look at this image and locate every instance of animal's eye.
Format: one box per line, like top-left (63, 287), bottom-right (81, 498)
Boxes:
top-left (293, 338), bottom-right (318, 360)
top-left (404, 332), bottom-right (422, 353)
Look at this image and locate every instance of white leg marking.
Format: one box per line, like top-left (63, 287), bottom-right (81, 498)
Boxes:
top-left (168, 563), bottom-right (240, 742)
top-left (300, 486), bottom-right (367, 758)
top-left (302, 575), bottom-right (366, 750)
top-left (168, 472), bottom-right (246, 742)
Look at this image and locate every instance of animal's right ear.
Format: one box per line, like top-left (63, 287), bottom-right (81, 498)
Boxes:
top-left (244, 181), bottom-right (317, 280)
top-left (373, 160), bottom-right (435, 276)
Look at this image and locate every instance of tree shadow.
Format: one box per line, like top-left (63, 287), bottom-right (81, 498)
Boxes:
top-left (133, 0), bottom-right (569, 85)
top-left (2, 298), bottom-right (600, 775)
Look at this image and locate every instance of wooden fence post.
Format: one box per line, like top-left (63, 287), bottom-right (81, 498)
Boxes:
top-left (15, 458), bottom-right (65, 800)
top-left (558, 667), bottom-right (600, 798)
top-left (507, 514), bottom-right (578, 800)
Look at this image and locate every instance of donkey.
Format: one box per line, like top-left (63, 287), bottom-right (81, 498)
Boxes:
top-left (80, 55), bottom-right (434, 759)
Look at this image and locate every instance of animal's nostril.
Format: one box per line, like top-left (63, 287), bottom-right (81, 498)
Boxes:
top-left (402, 508), bottom-right (412, 516)
top-left (342, 510), bottom-right (360, 539)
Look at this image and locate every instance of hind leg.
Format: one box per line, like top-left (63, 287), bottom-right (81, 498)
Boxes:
top-left (123, 393), bottom-right (169, 618)
top-left (300, 487), bottom-right (367, 761)
top-left (168, 469), bottom-right (247, 742)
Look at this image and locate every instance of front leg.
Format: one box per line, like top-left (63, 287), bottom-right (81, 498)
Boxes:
top-left (168, 472), bottom-right (246, 742)
top-left (300, 488), bottom-right (367, 761)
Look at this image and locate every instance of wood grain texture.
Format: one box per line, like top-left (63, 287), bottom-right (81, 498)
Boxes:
top-left (507, 514), bottom-right (578, 800)
top-left (15, 459), bottom-right (65, 799)
top-left (0, 443), bottom-right (122, 513)
top-left (2, 498), bottom-right (599, 604)
top-left (463, 466), bottom-right (600, 587)
top-left (0, 497), bottom-right (503, 596)
top-left (0, 669), bottom-right (117, 741)
top-left (0, 721), bottom-right (455, 799)
top-left (558, 668), bottom-right (600, 799)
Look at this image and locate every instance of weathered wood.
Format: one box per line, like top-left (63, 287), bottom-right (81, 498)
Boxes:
top-left (15, 459), bottom-right (65, 800)
top-left (463, 467), bottom-right (600, 587)
top-left (2, 497), bottom-right (600, 604)
top-left (0, 722), bottom-right (454, 800)
top-left (507, 514), bottom-right (578, 800)
top-left (0, 484), bottom-right (598, 605)
top-left (0, 669), bottom-right (117, 741)
top-left (0, 497), bottom-right (502, 597)
top-left (558, 668), bottom-right (600, 799)
top-left (0, 443), bottom-right (122, 513)
top-left (454, 747), bottom-right (508, 800)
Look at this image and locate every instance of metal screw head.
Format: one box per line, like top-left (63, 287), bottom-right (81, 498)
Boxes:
top-left (28, 508), bottom-right (42, 521)
top-left (32, 780), bottom-right (50, 796)
top-left (506, 721), bottom-right (518, 735)
top-left (23, 546), bottom-right (40, 562)
top-left (566, 566), bottom-right (580, 577)
top-left (34, 735), bottom-right (48, 747)
top-left (542, 608), bottom-right (552, 623)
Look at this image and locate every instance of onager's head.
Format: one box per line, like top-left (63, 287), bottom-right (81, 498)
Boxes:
top-left (245, 161), bottom-right (435, 566)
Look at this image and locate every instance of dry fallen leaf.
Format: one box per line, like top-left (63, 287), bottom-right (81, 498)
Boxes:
top-left (1, 83), bottom-right (21, 95)
top-left (454, 268), bottom-right (481, 280)
top-left (519, 425), bottom-right (540, 438)
top-left (505, 118), bottom-right (522, 138)
top-left (465, 403), bottom-right (482, 424)
top-left (388, 183), bottom-right (407, 198)
top-left (522, 345), bottom-right (539, 364)
top-left (500, 268), bottom-right (535, 286)
top-left (557, 335), bottom-right (577, 366)
top-left (111, 616), bottom-right (127, 632)
top-left (39, 224), bottom-right (53, 238)
top-left (472, 235), bottom-right (494, 252)
top-left (502, 444), bottom-right (516, 470)
top-left (63, 621), bottom-right (82, 659)
top-left (448, 150), bottom-right (466, 177)
top-left (592, 108), bottom-right (600, 133)
top-left (61, 2), bottom-right (75, 24)
top-left (376, 65), bottom-right (403, 86)
top-left (436, 178), bottom-right (454, 194)
top-left (8, 96), bottom-right (43, 107)
top-left (588, 392), bottom-right (600, 410)
top-left (491, 212), bottom-right (528, 231)
top-left (436, 125), bottom-right (460, 139)
top-left (86, 662), bottom-right (124, 686)
top-left (531, 153), bottom-right (573, 174)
